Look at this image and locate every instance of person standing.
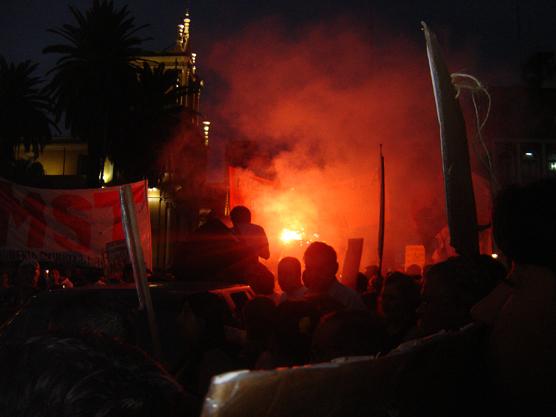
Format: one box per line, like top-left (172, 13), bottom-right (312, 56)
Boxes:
top-left (229, 206), bottom-right (274, 289)
top-left (303, 242), bottom-right (365, 311)
top-left (277, 257), bottom-right (307, 303)
top-left (229, 205), bottom-right (270, 266)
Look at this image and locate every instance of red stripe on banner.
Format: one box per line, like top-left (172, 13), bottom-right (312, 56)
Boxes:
top-left (0, 178), bottom-right (151, 269)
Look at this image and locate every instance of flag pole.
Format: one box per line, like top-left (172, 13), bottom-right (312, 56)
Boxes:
top-left (120, 184), bottom-right (161, 359)
top-left (422, 22), bottom-right (479, 257)
top-left (377, 144), bottom-right (385, 277)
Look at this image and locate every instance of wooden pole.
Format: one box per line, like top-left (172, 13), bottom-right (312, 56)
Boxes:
top-left (377, 144), bottom-right (385, 277)
top-left (422, 22), bottom-right (479, 257)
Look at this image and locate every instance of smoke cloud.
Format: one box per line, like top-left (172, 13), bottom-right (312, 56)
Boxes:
top-left (205, 17), bottom-right (461, 270)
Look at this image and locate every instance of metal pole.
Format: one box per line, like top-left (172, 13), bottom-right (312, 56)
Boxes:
top-left (120, 184), bottom-right (161, 359)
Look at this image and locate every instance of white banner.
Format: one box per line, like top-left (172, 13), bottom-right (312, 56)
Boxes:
top-left (0, 179), bottom-right (152, 269)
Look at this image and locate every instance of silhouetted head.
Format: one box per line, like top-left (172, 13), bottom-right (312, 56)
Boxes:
top-left (303, 242), bottom-right (338, 292)
top-left (418, 255), bottom-right (506, 335)
top-left (0, 334), bottom-right (190, 417)
top-left (379, 272), bottom-right (420, 333)
top-left (277, 257), bottom-right (303, 293)
top-left (230, 205), bottom-right (251, 227)
top-left (405, 264), bottom-right (422, 277)
top-left (365, 264), bottom-right (382, 293)
top-left (247, 263), bottom-right (276, 295)
top-left (493, 179), bottom-right (556, 271)
top-left (355, 272), bottom-right (369, 293)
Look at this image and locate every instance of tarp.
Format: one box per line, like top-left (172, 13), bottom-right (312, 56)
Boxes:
top-left (201, 325), bottom-right (488, 417)
top-left (0, 179), bottom-right (151, 269)
top-left (201, 356), bottom-right (402, 417)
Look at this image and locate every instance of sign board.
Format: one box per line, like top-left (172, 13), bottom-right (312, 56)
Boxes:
top-left (404, 244), bottom-right (426, 274)
top-left (0, 179), bottom-right (151, 269)
top-left (341, 238), bottom-right (364, 288)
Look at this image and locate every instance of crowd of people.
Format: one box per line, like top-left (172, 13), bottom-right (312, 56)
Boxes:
top-left (0, 179), bottom-right (555, 416)
top-left (0, 258), bottom-right (150, 324)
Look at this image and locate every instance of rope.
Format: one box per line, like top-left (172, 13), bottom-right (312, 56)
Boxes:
top-left (451, 72), bottom-right (499, 193)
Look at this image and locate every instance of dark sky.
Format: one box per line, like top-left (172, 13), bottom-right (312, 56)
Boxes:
top-left (2, 0), bottom-right (556, 84)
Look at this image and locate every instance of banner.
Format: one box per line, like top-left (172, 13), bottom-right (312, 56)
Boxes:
top-left (228, 165), bottom-right (274, 211)
top-left (0, 179), bottom-right (152, 270)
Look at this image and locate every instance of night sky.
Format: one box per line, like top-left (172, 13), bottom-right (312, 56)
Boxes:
top-left (2, 1), bottom-right (556, 84)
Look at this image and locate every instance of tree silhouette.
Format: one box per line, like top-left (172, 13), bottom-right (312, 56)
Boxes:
top-left (0, 56), bottom-right (54, 173)
top-left (44, 0), bottom-right (147, 186)
top-left (112, 62), bottom-right (186, 183)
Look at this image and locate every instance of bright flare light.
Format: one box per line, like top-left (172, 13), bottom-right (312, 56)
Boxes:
top-left (280, 228), bottom-right (303, 244)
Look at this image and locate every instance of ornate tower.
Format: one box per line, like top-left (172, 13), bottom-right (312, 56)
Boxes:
top-left (138, 10), bottom-right (210, 270)
top-left (139, 10), bottom-right (204, 127)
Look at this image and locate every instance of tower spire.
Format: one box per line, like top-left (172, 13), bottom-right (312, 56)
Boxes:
top-left (176, 8), bottom-right (191, 52)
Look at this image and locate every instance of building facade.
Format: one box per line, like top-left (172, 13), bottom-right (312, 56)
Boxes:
top-left (15, 10), bottom-right (210, 272)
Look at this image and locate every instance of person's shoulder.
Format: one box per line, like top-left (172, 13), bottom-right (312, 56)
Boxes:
top-left (330, 280), bottom-right (354, 294)
top-left (328, 280), bottom-right (366, 310)
top-left (249, 223), bottom-right (266, 233)
top-left (241, 223), bottom-right (266, 236)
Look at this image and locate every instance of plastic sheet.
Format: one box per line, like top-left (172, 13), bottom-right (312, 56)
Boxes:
top-left (201, 355), bottom-right (408, 417)
top-left (201, 324), bottom-right (486, 417)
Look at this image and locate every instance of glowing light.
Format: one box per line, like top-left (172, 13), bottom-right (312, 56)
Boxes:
top-left (491, 253), bottom-right (498, 259)
top-left (202, 121), bottom-right (210, 146)
top-left (549, 161), bottom-right (556, 171)
top-left (280, 228), bottom-right (303, 244)
top-left (99, 159), bottom-right (113, 183)
top-left (524, 152), bottom-right (534, 158)
top-left (148, 187), bottom-right (160, 199)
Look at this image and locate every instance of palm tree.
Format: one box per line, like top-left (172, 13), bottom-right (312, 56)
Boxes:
top-left (44, 0), bottom-right (147, 186)
top-left (0, 57), bottom-right (54, 174)
top-left (112, 62), bottom-right (186, 183)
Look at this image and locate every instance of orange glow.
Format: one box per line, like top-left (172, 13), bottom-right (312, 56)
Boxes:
top-left (207, 18), bottom-right (485, 269)
top-left (280, 228), bottom-right (303, 244)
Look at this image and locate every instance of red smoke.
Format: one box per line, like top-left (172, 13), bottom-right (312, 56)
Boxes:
top-left (206, 17), bottom-right (459, 271)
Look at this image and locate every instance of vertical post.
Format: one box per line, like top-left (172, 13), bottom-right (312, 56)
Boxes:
top-left (120, 184), bottom-right (161, 359)
top-left (156, 193), bottom-right (162, 269)
top-left (62, 147), bottom-right (66, 176)
top-left (377, 144), bottom-right (385, 277)
top-left (422, 22), bottom-right (479, 257)
top-left (165, 201), bottom-right (172, 270)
